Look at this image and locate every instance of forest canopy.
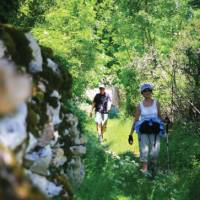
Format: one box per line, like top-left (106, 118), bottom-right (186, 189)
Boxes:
top-left (1, 0), bottom-right (199, 119)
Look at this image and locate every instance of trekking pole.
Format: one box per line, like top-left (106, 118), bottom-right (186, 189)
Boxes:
top-left (166, 121), bottom-right (170, 172)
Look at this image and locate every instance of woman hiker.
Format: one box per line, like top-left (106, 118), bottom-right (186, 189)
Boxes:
top-left (128, 83), bottom-right (165, 176)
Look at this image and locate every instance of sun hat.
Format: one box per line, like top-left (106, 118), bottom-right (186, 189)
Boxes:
top-left (140, 83), bottom-right (153, 93)
top-left (99, 84), bottom-right (105, 89)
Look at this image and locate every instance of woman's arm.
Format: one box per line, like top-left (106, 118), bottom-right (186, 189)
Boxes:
top-left (157, 101), bottom-right (163, 120)
top-left (129, 104), bottom-right (141, 135)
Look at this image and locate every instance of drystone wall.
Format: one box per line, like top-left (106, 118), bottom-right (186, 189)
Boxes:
top-left (0, 25), bottom-right (85, 200)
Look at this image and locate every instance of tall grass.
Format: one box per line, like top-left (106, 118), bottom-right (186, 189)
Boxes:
top-left (76, 119), bottom-right (200, 200)
top-left (86, 118), bottom-right (139, 155)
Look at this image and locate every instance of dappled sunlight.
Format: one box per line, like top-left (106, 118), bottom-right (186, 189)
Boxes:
top-left (87, 118), bottom-right (140, 155)
top-left (77, 120), bottom-right (200, 200)
top-left (0, 0), bottom-right (200, 199)
top-left (116, 195), bottom-right (133, 200)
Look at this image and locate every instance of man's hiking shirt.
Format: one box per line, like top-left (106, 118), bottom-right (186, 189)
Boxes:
top-left (93, 93), bottom-right (111, 114)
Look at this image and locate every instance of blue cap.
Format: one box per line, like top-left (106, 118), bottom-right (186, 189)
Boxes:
top-left (140, 83), bottom-right (153, 92)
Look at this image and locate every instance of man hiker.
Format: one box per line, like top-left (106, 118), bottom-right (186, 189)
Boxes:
top-left (128, 83), bottom-right (165, 177)
top-left (90, 84), bottom-right (112, 143)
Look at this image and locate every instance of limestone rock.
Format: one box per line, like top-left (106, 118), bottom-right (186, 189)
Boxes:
top-left (37, 123), bottom-right (55, 147)
top-left (68, 157), bottom-right (85, 185)
top-left (25, 33), bottom-right (43, 73)
top-left (26, 133), bottom-right (38, 153)
top-left (51, 90), bottom-right (61, 99)
top-left (46, 90), bottom-right (62, 125)
top-left (26, 145), bottom-right (52, 176)
top-left (0, 146), bottom-right (47, 200)
top-left (0, 40), bottom-right (6, 58)
top-left (0, 145), bottom-right (15, 166)
top-left (47, 103), bottom-right (61, 125)
top-left (51, 147), bottom-right (67, 167)
top-left (26, 171), bottom-right (63, 198)
top-left (74, 136), bottom-right (85, 145)
top-left (65, 113), bottom-right (78, 127)
top-left (37, 81), bottom-right (46, 93)
top-left (0, 25), bottom-right (85, 199)
top-left (0, 59), bottom-right (32, 115)
top-left (70, 145), bottom-right (86, 155)
top-left (47, 58), bottom-right (60, 74)
top-left (0, 103), bottom-right (27, 150)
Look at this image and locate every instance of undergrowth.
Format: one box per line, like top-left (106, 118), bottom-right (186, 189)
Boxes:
top-left (75, 120), bottom-right (200, 200)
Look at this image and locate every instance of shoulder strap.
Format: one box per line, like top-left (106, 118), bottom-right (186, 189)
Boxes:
top-left (153, 99), bottom-right (156, 106)
top-left (139, 102), bottom-right (143, 111)
top-left (154, 99), bottom-right (159, 111)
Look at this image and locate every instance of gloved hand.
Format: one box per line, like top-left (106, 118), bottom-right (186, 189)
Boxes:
top-left (128, 135), bottom-right (133, 145)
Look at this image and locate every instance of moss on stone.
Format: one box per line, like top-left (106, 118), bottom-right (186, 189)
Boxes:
top-left (48, 166), bottom-right (73, 200)
top-left (0, 24), bottom-right (33, 70)
top-left (0, 26), bottom-right (15, 56)
top-left (42, 66), bottom-right (63, 91)
top-left (35, 91), bottom-right (44, 103)
top-left (56, 175), bottom-right (73, 200)
top-left (40, 45), bottom-right (72, 98)
top-left (45, 96), bottom-right (58, 108)
top-left (60, 67), bottom-right (72, 99)
top-left (0, 25), bottom-right (84, 196)
top-left (26, 100), bottom-right (49, 137)
top-left (40, 45), bottom-right (54, 59)
top-left (38, 103), bottom-right (49, 127)
top-left (27, 104), bottom-right (39, 136)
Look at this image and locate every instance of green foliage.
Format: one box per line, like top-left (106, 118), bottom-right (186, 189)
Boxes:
top-left (31, 0), bottom-right (97, 99)
top-left (2, 2), bottom-right (200, 198)
top-left (187, 168), bottom-right (200, 200)
top-left (119, 67), bottom-right (140, 115)
top-left (3, 0), bottom-right (199, 119)
top-left (14, 0), bottom-right (56, 29)
top-left (0, 24), bottom-right (33, 68)
top-left (0, 0), bottom-right (23, 23)
top-left (159, 122), bottom-right (200, 200)
top-left (189, 0), bottom-right (200, 8)
top-left (76, 119), bottom-right (200, 200)
top-left (159, 123), bottom-right (200, 171)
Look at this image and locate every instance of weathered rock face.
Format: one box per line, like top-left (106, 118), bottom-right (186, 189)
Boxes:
top-left (0, 25), bottom-right (85, 199)
top-left (0, 145), bottom-right (48, 200)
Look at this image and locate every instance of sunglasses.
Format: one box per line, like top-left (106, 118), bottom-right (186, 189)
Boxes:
top-left (142, 89), bottom-right (152, 93)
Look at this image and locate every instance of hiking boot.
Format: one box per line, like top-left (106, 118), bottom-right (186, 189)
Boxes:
top-left (98, 135), bottom-right (103, 143)
top-left (149, 161), bottom-right (157, 177)
top-left (140, 169), bottom-right (152, 178)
